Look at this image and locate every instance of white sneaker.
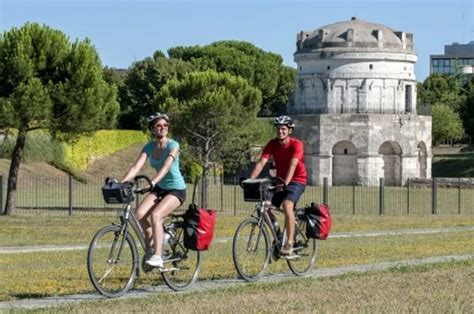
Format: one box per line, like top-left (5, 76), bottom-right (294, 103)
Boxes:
top-left (145, 255), bottom-right (163, 268)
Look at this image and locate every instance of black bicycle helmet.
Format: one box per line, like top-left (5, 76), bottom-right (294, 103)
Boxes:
top-left (147, 112), bottom-right (170, 130)
top-left (274, 115), bottom-right (295, 128)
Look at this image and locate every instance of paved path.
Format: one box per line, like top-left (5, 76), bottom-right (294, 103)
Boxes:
top-left (0, 254), bottom-right (472, 310)
top-left (1, 226), bottom-right (473, 254)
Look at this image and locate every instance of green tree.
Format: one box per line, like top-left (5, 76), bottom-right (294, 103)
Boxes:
top-left (431, 105), bottom-right (464, 145)
top-left (0, 23), bottom-right (119, 215)
top-left (118, 54), bottom-right (193, 129)
top-left (158, 70), bottom-right (261, 207)
top-left (268, 66), bottom-right (297, 115)
top-left (417, 73), bottom-right (464, 110)
top-left (168, 41), bottom-right (294, 116)
top-left (460, 79), bottom-right (474, 142)
top-left (103, 66), bottom-right (126, 88)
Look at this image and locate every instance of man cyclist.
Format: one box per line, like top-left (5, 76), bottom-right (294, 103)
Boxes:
top-left (249, 115), bottom-right (307, 256)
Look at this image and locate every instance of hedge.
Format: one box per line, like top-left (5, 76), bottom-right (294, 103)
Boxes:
top-left (64, 130), bottom-right (149, 170)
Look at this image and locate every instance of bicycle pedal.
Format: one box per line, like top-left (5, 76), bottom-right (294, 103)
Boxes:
top-left (159, 267), bottom-right (179, 273)
top-left (285, 254), bottom-right (300, 260)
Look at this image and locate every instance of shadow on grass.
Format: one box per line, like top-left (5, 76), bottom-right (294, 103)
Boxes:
top-left (12, 293), bottom-right (51, 299)
top-left (432, 157), bottom-right (474, 177)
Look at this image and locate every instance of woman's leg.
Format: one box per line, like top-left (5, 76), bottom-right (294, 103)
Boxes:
top-left (150, 194), bottom-right (181, 257)
top-left (135, 193), bottom-right (158, 250)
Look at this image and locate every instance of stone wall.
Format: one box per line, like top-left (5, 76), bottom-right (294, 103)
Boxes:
top-left (293, 114), bottom-right (432, 186)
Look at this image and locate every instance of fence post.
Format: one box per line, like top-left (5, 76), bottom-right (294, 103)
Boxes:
top-left (233, 178), bottom-right (237, 216)
top-left (432, 178), bottom-right (437, 215)
top-left (68, 175), bottom-right (73, 216)
top-left (352, 178), bottom-right (356, 215)
top-left (0, 176), bottom-right (3, 215)
top-left (379, 177), bottom-right (384, 215)
top-left (458, 177), bottom-right (461, 214)
top-left (220, 174), bottom-right (224, 213)
top-left (323, 177), bottom-right (328, 205)
top-left (407, 177), bottom-right (410, 214)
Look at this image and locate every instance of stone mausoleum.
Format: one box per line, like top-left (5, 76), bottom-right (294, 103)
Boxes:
top-left (290, 17), bottom-right (432, 186)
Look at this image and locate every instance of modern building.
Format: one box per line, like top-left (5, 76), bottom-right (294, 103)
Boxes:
top-left (290, 17), bottom-right (431, 186)
top-left (430, 41), bottom-right (474, 75)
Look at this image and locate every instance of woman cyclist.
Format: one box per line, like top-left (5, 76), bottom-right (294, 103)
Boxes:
top-left (121, 112), bottom-right (186, 268)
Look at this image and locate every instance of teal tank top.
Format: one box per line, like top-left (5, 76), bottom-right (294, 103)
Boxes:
top-left (143, 139), bottom-right (186, 190)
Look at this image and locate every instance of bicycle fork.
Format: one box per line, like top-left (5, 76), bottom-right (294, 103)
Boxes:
top-left (246, 219), bottom-right (264, 253)
top-left (108, 222), bottom-right (129, 264)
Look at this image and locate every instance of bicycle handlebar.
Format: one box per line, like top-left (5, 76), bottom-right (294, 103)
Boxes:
top-left (240, 176), bottom-right (286, 191)
top-left (132, 175), bottom-right (154, 194)
top-left (270, 176), bottom-right (286, 191)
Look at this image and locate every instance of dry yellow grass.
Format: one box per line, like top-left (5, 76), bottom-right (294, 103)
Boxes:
top-left (32, 259), bottom-right (474, 313)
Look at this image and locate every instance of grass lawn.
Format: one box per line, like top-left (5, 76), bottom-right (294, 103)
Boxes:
top-left (11, 260), bottom-right (474, 313)
top-left (0, 214), bottom-right (473, 302)
top-left (1, 213), bottom-right (474, 247)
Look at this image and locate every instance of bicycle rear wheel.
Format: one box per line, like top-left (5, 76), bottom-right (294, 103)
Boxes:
top-left (286, 219), bottom-right (317, 276)
top-left (87, 225), bottom-right (138, 297)
top-left (232, 217), bottom-right (271, 282)
top-left (161, 228), bottom-right (202, 291)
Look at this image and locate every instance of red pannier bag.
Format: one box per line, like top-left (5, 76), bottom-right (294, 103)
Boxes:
top-left (305, 202), bottom-right (332, 240)
top-left (183, 203), bottom-right (217, 251)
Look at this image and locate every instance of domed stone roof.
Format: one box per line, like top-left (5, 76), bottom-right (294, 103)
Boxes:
top-left (296, 17), bottom-right (414, 53)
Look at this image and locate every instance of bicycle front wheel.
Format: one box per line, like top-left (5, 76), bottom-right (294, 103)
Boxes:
top-left (87, 225), bottom-right (139, 297)
top-left (232, 217), bottom-right (271, 282)
top-left (161, 228), bottom-right (202, 291)
top-left (287, 219), bottom-right (317, 276)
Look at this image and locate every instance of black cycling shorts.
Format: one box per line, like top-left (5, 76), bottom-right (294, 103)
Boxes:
top-left (151, 185), bottom-right (186, 205)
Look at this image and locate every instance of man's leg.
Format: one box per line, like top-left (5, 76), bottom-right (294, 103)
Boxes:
top-left (281, 200), bottom-right (295, 254)
top-left (280, 182), bottom-right (305, 255)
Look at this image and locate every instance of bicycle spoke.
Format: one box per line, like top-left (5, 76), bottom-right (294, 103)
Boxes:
top-left (232, 218), bottom-right (270, 281)
top-left (87, 225), bottom-right (138, 297)
top-left (161, 228), bottom-right (202, 291)
top-left (98, 265), bottom-right (115, 284)
top-left (287, 220), bottom-right (317, 276)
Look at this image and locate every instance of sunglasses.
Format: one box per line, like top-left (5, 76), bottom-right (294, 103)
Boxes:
top-left (153, 123), bottom-right (169, 128)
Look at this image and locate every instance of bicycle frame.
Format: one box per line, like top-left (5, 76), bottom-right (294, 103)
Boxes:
top-left (116, 202), bottom-right (185, 259)
top-left (251, 199), bottom-right (309, 256)
top-left (251, 201), bottom-right (282, 247)
top-left (233, 177), bottom-right (317, 281)
top-left (116, 203), bottom-right (148, 253)
top-left (89, 175), bottom-right (203, 297)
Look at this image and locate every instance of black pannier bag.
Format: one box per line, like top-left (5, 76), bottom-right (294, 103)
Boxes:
top-left (183, 203), bottom-right (216, 251)
top-left (101, 179), bottom-right (133, 204)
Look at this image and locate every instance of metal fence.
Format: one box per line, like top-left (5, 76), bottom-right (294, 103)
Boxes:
top-left (1, 175), bottom-right (474, 216)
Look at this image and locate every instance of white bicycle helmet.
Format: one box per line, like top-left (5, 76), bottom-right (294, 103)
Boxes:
top-left (147, 112), bottom-right (170, 130)
top-left (274, 115), bottom-right (295, 128)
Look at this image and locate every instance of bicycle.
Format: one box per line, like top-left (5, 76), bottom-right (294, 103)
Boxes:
top-left (87, 175), bottom-right (202, 298)
top-left (232, 177), bottom-right (317, 281)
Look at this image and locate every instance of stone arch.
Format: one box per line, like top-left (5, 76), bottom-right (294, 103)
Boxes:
top-left (378, 141), bottom-right (402, 186)
top-left (417, 141), bottom-right (427, 179)
top-left (332, 141), bottom-right (358, 186)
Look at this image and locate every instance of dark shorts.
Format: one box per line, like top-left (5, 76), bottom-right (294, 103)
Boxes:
top-left (151, 185), bottom-right (186, 205)
top-left (269, 182), bottom-right (306, 208)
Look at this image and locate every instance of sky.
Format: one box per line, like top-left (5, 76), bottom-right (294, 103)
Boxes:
top-left (0, 0), bottom-right (473, 82)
